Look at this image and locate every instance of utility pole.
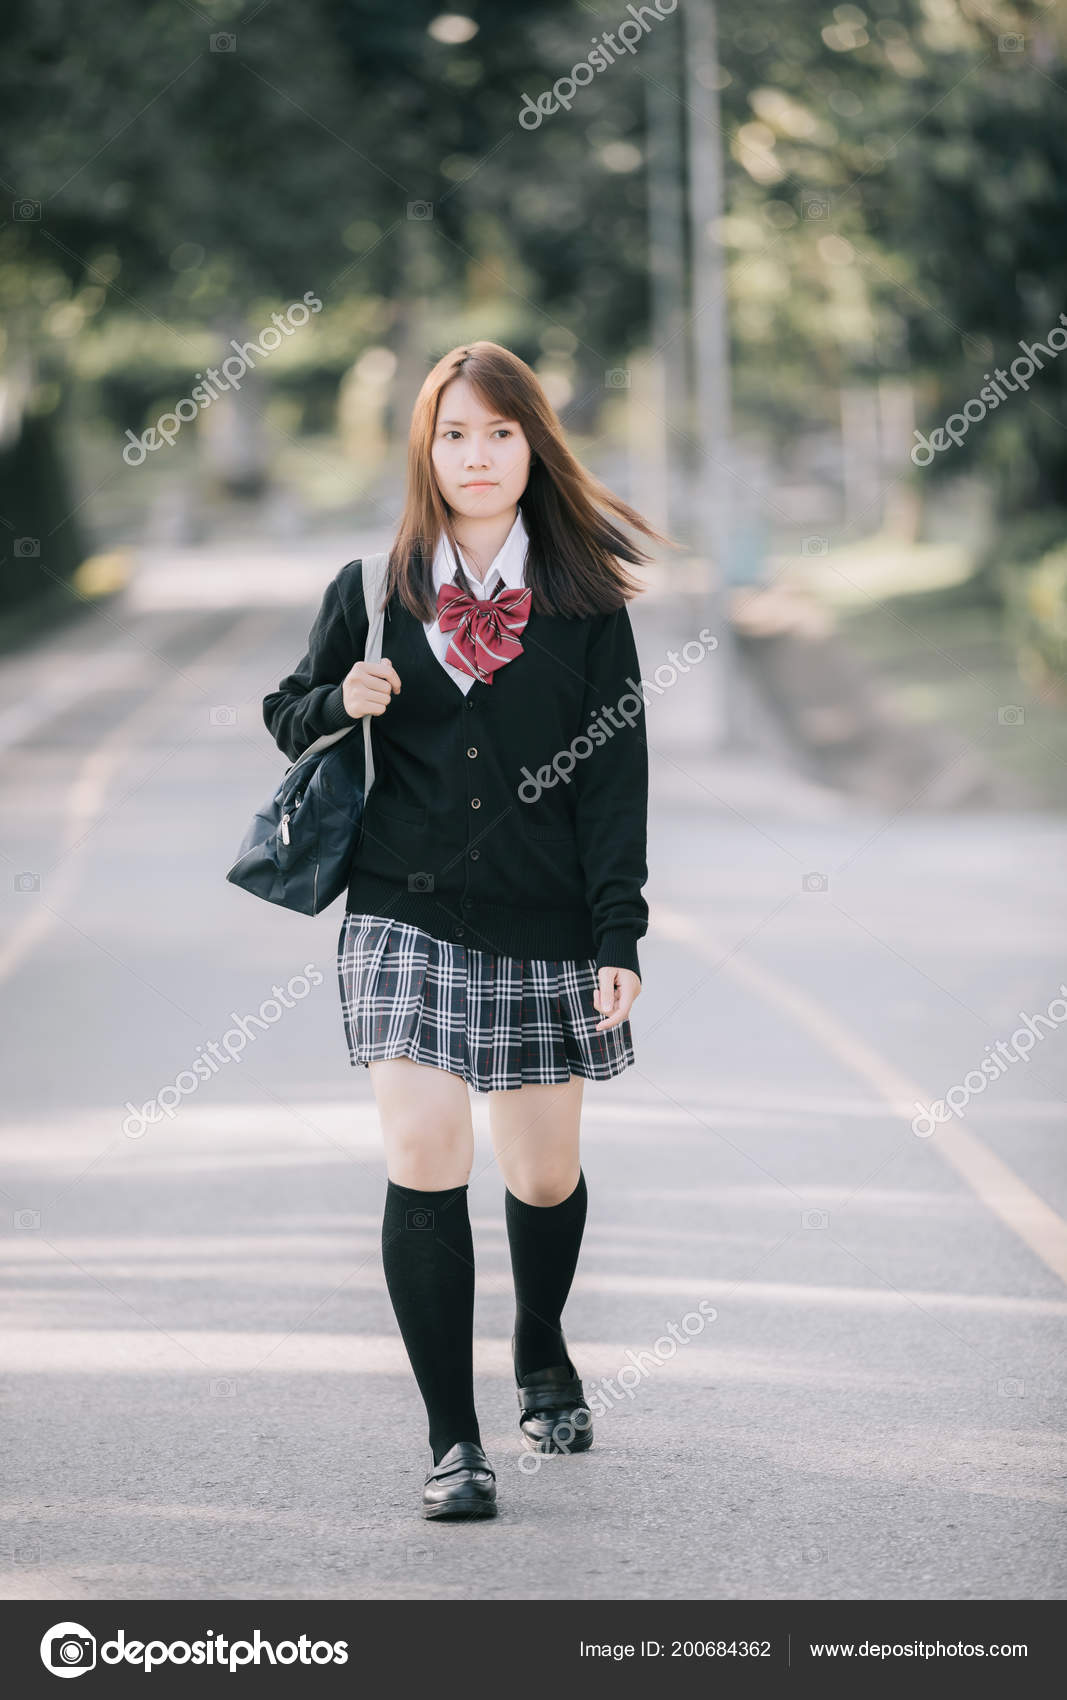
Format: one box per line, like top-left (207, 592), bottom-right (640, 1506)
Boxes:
top-left (683, 0), bottom-right (743, 747)
top-left (644, 19), bottom-right (689, 539)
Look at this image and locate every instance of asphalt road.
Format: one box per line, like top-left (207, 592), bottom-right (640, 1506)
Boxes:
top-left (2, 538), bottom-right (1065, 1601)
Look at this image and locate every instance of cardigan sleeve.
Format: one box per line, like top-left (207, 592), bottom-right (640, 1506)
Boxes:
top-left (262, 563), bottom-right (368, 762)
top-left (573, 604), bottom-right (649, 979)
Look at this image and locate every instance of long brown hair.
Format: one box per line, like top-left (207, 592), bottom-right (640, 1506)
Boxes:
top-left (382, 340), bottom-right (676, 621)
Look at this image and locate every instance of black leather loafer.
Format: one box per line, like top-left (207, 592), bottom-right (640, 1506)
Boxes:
top-left (421, 1441), bottom-right (498, 1520)
top-left (512, 1334), bottom-right (594, 1454)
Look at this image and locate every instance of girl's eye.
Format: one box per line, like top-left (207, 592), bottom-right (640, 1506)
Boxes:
top-left (440, 427), bottom-right (514, 440)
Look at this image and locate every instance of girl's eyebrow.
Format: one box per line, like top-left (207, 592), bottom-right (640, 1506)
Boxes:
top-left (438, 417), bottom-right (515, 426)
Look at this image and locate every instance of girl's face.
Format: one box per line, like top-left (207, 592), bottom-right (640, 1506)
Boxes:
top-left (431, 377), bottom-right (532, 522)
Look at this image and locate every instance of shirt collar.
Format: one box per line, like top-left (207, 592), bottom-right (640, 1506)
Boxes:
top-left (431, 507), bottom-right (529, 596)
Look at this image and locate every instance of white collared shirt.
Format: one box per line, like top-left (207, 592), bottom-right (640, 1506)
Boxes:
top-left (423, 508), bottom-right (530, 694)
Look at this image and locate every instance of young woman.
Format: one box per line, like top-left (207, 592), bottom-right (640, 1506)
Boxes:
top-left (263, 341), bottom-right (664, 1521)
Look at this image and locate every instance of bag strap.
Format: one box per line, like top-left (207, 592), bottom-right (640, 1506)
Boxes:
top-left (285, 550), bottom-right (391, 780)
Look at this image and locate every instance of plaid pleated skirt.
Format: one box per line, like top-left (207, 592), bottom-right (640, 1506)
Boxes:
top-left (337, 911), bottom-right (635, 1093)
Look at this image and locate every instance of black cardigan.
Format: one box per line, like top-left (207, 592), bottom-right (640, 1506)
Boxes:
top-left (262, 559), bottom-right (649, 976)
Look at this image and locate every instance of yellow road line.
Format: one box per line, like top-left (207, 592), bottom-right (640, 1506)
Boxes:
top-left (654, 900), bottom-right (1067, 1286)
top-left (0, 612), bottom-right (276, 985)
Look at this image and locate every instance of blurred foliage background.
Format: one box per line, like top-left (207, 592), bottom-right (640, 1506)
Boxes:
top-left (0, 0), bottom-right (1064, 790)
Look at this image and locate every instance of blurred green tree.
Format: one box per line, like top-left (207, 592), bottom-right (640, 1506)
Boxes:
top-left (0, 0), bottom-right (1063, 609)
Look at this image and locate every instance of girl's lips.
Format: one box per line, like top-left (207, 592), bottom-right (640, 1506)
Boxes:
top-left (462, 481), bottom-right (496, 488)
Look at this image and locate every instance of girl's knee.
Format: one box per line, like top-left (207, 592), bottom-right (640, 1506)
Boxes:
top-left (501, 1162), bottom-right (581, 1208)
top-left (371, 1060), bottom-right (472, 1188)
top-left (384, 1116), bottom-right (472, 1190)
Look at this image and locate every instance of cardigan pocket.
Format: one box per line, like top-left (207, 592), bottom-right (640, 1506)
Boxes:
top-left (525, 823), bottom-right (573, 841)
top-left (368, 796), bottom-right (428, 828)
top-left (355, 794), bottom-right (430, 880)
top-left (515, 822), bottom-right (584, 891)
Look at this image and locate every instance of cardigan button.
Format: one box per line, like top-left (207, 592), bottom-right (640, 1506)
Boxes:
top-left (469, 848), bottom-right (480, 860)
top-left (466, 746), bottom-right (478, 758)
top-left (471, 797), bottom-right (481, 808)
top-left (462, 898), bottom-right (473, 910)
top-left (453, 926), bottom-right (465, 939)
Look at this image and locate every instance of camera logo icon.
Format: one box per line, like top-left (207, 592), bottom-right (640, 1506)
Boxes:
top-left (40, 1622), bottom-right (96, 1677)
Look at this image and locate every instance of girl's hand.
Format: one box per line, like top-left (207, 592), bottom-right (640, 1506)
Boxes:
top-left (342, 657), bottom-right (402, 718)
top-left (593, 966), bottom-right (641, 1031)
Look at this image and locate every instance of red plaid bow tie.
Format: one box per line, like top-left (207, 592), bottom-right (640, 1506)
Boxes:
top-left (436, 578), bottom-right (532, 683)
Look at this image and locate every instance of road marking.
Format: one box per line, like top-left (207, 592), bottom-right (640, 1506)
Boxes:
top-left (654, 900), bottom-right (1067, 1286)
top-left (0, 611), bottom-right (278, 985)
top-left (0, 647), bottom-right (157, 752)
top-left (2, 1326), bottom-right (1059, 1377)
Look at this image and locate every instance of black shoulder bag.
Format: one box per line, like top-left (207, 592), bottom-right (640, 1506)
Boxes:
top-left (224, 551), bottom-right (389, 914)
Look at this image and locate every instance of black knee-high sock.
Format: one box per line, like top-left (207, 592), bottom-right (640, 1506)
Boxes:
top-left (381, 1180), bottom-right (480, 1464)
top-left (505, 1169), bottom-right (588, 1382)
